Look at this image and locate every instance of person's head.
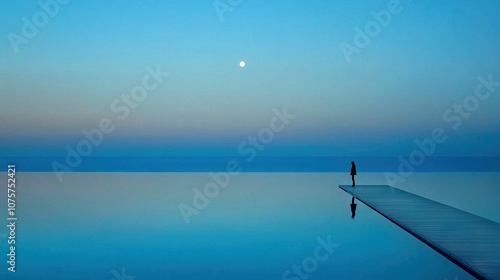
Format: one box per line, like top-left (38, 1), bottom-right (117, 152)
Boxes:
top-left (351, 161), bottom-right (355, 166)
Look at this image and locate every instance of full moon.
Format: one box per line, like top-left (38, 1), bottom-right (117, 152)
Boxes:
top-left (239, 61), bottom-right (246, 68)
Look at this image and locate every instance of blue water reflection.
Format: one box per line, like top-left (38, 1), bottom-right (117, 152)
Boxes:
top-left (2, 172), bottom-right (496, 279)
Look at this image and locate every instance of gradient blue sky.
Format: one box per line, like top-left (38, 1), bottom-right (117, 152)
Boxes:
top-left (1, 0), bottom-right (500, 157)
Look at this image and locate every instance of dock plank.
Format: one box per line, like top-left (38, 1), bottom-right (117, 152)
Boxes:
top-left (339, 185), bottom-right (500, 280)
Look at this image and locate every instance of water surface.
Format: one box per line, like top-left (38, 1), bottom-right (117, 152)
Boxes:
top-left (1, 172), bottom-right (498, 279)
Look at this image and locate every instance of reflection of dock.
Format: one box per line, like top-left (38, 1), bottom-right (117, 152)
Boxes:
top-left (339, 185), bottom-right (500, 280)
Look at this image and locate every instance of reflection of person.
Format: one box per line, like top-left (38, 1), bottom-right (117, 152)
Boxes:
top-left (350, 197), bottom-right (357, 218)
top-left (350, 161), bottom-right (357, 186)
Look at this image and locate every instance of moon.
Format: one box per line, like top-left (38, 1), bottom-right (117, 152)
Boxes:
top-left (239, 61), bottom-right (246, 68)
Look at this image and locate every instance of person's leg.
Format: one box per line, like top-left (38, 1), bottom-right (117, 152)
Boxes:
top-left (352, 175), bottom-right (355, 186)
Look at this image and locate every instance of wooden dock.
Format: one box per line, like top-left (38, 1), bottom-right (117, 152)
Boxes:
top-left (339, 185), bottom-right (500, 280)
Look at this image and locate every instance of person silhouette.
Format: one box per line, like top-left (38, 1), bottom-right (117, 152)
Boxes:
top-left (350, 161), bottom-right (357, 186)
top-left (350, 196), bottom-right (357, 218)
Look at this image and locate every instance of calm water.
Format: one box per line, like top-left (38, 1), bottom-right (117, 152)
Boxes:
top-left (1, 172), bottom-right (499, 279)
